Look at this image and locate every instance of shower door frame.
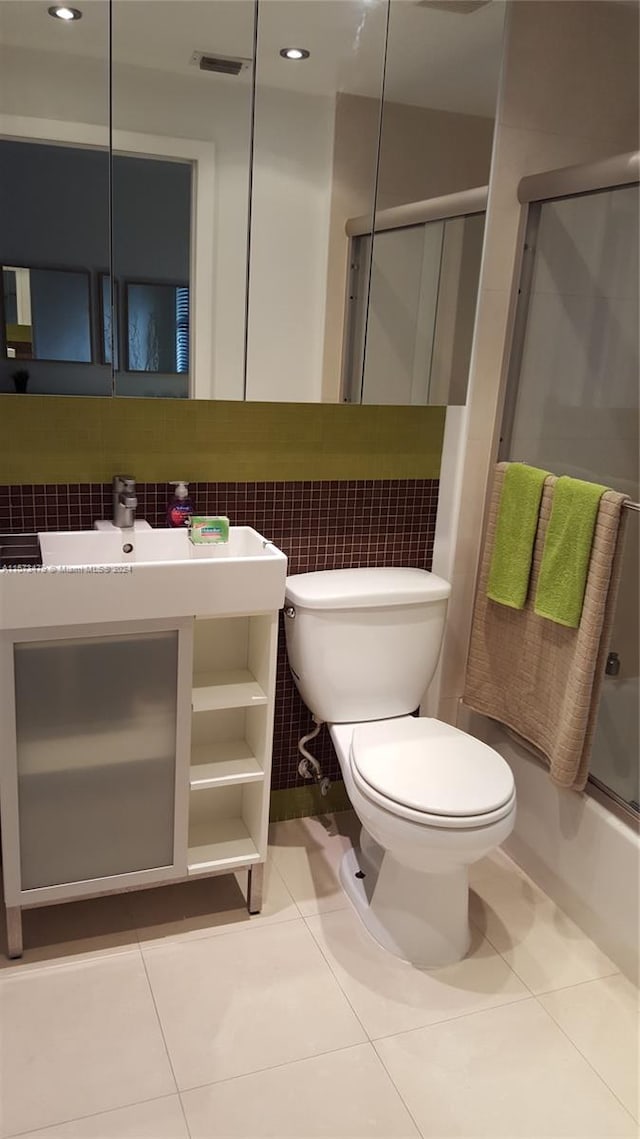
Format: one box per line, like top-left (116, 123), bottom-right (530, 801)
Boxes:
top-left (499, 149), bottom-right (640, 826)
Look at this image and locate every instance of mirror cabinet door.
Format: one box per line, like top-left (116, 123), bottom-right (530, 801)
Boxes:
top-left (110, 0), bottom-right (255, 400)
top-left (0, 0), bottom-right (111, 396)
top-left (358, 0), bottom-right (505, 406)
top-left (244, 0), bottom-right (388, 403)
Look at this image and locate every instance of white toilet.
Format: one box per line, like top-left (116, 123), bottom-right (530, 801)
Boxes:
top-left (284, 567), bottom-right (516, 968)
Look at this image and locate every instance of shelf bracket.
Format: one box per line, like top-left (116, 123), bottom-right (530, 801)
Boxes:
top-left (247, 862), bottom-right (264, 915)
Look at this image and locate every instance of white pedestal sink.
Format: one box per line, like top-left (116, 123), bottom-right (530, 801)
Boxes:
top-left (0, 527), bottom-right (287, 629)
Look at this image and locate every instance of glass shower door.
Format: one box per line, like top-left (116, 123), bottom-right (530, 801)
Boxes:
top-left (503, 182), bottom-right (639, 812)
top-left (590, 513), bottom-right (639, 810)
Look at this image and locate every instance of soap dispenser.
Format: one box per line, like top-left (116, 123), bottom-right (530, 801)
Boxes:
top-left (166, 481), bottom-right (193, 528)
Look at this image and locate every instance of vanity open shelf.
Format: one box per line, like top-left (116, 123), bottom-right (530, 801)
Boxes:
top-left (190, 740), bottom-right (264, 789)
top-left (190, 702), bottom-right (268, 787)
top-left (188, 615), bottom-right (274, 866)
top-left (192, 672), bottom-right (268, 712)
top-left (188, 783), bottom-right (263, 873)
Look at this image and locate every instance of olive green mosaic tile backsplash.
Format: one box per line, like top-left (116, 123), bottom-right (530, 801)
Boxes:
top-left (0, 396), bottom-right (445, 484)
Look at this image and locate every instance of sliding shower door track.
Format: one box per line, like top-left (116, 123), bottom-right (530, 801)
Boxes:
top-left (587, 774), bottom-right (640, 832)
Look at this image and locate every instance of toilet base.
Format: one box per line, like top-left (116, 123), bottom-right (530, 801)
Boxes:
top-left (340, 836), bottom-right (471, 968)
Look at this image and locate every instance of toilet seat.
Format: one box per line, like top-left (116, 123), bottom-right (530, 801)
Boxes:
top-left (350, 717), bottom-right (516, 830)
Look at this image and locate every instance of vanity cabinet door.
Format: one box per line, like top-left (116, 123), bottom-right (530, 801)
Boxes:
top-left (13, 629), bottom-right (181, 891)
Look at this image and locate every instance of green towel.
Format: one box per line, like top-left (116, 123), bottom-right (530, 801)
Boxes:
top-left (487, 463), bottom-right (550, 609)
top-left (534, 475), bottom-right (608, 628)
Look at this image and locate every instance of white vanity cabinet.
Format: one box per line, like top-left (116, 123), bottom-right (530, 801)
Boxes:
top-left (0, 607), bottom-right (280, 958)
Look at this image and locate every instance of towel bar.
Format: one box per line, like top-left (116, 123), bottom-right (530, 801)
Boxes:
top-left (511, 467), bottom-right (639, 513)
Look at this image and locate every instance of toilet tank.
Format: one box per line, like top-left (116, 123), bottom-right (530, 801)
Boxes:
top-left (284, 568), bottom-right (451, 724)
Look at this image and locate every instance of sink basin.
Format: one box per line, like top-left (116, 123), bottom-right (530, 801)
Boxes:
top-left (0, 527), bottom-right (287, 630)
top-left (39, 526), bottom-right (276, 566)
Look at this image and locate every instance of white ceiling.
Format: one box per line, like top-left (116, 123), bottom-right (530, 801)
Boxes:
top-left (0, 0), bottom-right (505, 115)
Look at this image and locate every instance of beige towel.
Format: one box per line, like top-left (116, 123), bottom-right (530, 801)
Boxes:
top-left (463, 463), bottom-right (628, 790)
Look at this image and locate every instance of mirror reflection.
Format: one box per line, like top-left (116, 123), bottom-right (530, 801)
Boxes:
top-left (125, 283), bottom-right (190, 376)
top-left (356, 0), bottom-right (503, 405)
top-left (347, 207), bottom-right (486, 405)
top-left (247, 0), bottom-right (503, 404)
top-left (112, 154), bottom-right (192, 393)
top-left (0, 0), bottom-right (110, 394)
top-left (2, 264), bottom-right (92, 366)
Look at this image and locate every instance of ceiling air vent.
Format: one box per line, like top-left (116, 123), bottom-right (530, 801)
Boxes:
top-left (190, 51), bottom-right (251, 76)
top-left (416, 1), bottom-right (491, 12)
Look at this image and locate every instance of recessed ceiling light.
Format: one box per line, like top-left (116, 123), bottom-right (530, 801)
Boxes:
top-left (48, 6), bottom-right (83, 21)
top-left (280, 47), bottom-right (310, 61)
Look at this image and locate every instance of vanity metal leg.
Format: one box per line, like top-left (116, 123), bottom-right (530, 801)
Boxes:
top-left (247, 863), bottom-right (264, 915)
top-left (6, 906), bottom-right (23, 959)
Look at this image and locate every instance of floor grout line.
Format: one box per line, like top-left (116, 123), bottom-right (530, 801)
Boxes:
top-left (467, 912), bottom-right (541, 998)
top-left (0, 940), bottom-right (144, 983)
top-left (176, 1090), bottom-right (193, 1137)
top-left (533, 965), bottom-right (623, 997)
top-left (4, 1092), bottom-right (182, 1139)
top-left (536, 969), bottom-right (628, 996)
top-left (136, 907), bottom-right (376, 1117)
top-left (369, 1043), bottom-right (429, 1139)
top-left (368, 991), bottom-right (536, 1046)
top-left (290, 900), bottom-right (351, 919)
top-left (278, 846), bottom-right (446, 1139)
top-left (138, 944), bottom-right (190, 1136)
top-left (468, 907), bottom-right (624, 1001)
top-left (302, 911), bottom-right (373, 1041)
top-left (302, 900), bottom-right (536, 1044)
top-left (175, 1039), bottom-right (384, 1098)
top-left (1, 896), bottom-right (309, 979)
top-left (136, 911), bottom-right (305, 954)
top-left (532, 993), bottom-right (639, 1125)
top-left (263, 859), bottom-right (306, 921)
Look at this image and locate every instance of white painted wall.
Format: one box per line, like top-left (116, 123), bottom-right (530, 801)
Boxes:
top-left (423, 403), bottom-right (469, 718)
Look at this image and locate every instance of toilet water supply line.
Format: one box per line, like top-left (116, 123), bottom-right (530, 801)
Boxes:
top-left (298, 717), bottom-right (332, 796)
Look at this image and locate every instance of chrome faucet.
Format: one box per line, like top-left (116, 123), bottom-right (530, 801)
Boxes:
top-left (113, 475), bottom-right (137, 529)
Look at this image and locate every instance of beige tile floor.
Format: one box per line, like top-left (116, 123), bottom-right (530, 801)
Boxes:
top-left (1, 811), bottom-right (638, 1139)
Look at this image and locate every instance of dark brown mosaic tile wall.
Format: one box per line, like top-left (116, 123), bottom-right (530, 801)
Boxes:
top-left (0, 479), bottom-right (438, 789)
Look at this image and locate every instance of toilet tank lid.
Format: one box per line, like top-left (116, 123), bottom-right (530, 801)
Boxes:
top-left (284, 568), bottom-right (451, 610)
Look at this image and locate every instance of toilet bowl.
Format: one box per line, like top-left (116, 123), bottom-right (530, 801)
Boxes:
top-left (283, 567), bottom-right (516, 967)
top-left (331, 717), bottom-right (516, 966)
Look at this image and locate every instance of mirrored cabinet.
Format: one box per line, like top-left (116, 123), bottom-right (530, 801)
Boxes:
top-left (0, 0), bottom-right (506, 404)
